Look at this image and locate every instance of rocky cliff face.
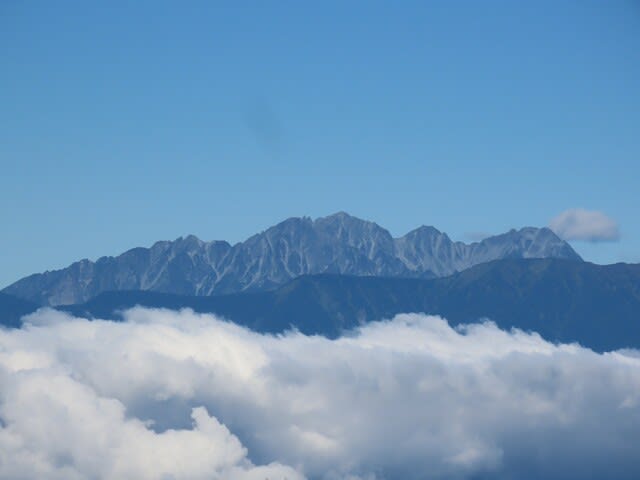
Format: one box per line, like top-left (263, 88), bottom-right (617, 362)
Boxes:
top-left (3, 212), bottom-right (582, 305)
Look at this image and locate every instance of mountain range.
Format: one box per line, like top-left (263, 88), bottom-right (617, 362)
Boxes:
top-left (3, 258), bottom-right (638, 352)
top-left (3, 212), bottom-right (581, 306)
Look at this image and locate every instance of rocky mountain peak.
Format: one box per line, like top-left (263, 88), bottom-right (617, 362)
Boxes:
top-left (2, 213), bottom-right (583, 306)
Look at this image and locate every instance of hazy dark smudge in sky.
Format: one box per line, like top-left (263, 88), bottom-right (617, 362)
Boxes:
top-left (243, 97), bottom-right (284, 157)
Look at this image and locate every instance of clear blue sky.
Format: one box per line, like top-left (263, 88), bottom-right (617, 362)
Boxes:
top-left (1, 1), bottom-right (639, 287)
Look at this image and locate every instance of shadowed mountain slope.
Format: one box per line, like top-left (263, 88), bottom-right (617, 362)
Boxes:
top-left (54, 258), bottom-right (640, 352)
top-left (0, 293), bottom-right (41, 328)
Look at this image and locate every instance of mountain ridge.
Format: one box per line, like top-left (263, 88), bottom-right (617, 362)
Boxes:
top-left (3, 212), bottom-right (582, 306)
top-left (50, 258), bottom-right (640, 352)
top-left (3, 258), bottom-right (639, 351)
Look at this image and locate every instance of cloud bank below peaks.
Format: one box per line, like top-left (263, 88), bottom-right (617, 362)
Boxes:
top-left (1, 308), bottom-right (639, 479)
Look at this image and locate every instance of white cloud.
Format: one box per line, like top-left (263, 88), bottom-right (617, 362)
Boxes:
top-left (0, 308), bottom-right (639, 479)
top-left (549, 208), bottom-right (620, 242)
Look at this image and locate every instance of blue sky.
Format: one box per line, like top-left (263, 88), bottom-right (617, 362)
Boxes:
top-left (1, 1), bottom-right (639, 287)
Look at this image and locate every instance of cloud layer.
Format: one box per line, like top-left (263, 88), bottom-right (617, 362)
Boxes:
top-left (549, 208), bottom-right (620, 242)
top-left (1, 308), bottom-right (639, 479)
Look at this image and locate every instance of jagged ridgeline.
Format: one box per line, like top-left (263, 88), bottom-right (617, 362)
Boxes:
top-left (4, 259), bottom-right (639, 352)
top-left (3, 212), bottom-right (581, 306)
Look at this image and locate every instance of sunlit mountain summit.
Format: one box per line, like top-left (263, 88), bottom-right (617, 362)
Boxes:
top-left (4, 212), bottom-right (580, 306)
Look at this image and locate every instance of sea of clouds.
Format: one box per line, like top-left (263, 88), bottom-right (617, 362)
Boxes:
top-left (1, 308), bottom-right (639, 479)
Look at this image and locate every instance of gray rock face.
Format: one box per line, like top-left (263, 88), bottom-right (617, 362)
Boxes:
top-left (3, 212), bottom-right (582, 305)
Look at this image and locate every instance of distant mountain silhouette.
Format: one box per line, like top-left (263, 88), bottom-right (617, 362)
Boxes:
top-left (3, 213), bottom-right (581, 306)
top-left (47, 258), bottom-right (640, 352)
top-left (0, 293), bottom-right (40, 328)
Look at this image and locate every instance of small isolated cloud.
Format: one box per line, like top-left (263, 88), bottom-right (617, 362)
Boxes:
top-left (1, 309), bottom-right (640, 479)
top-left (549, 208), bottom-right (620, 242)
